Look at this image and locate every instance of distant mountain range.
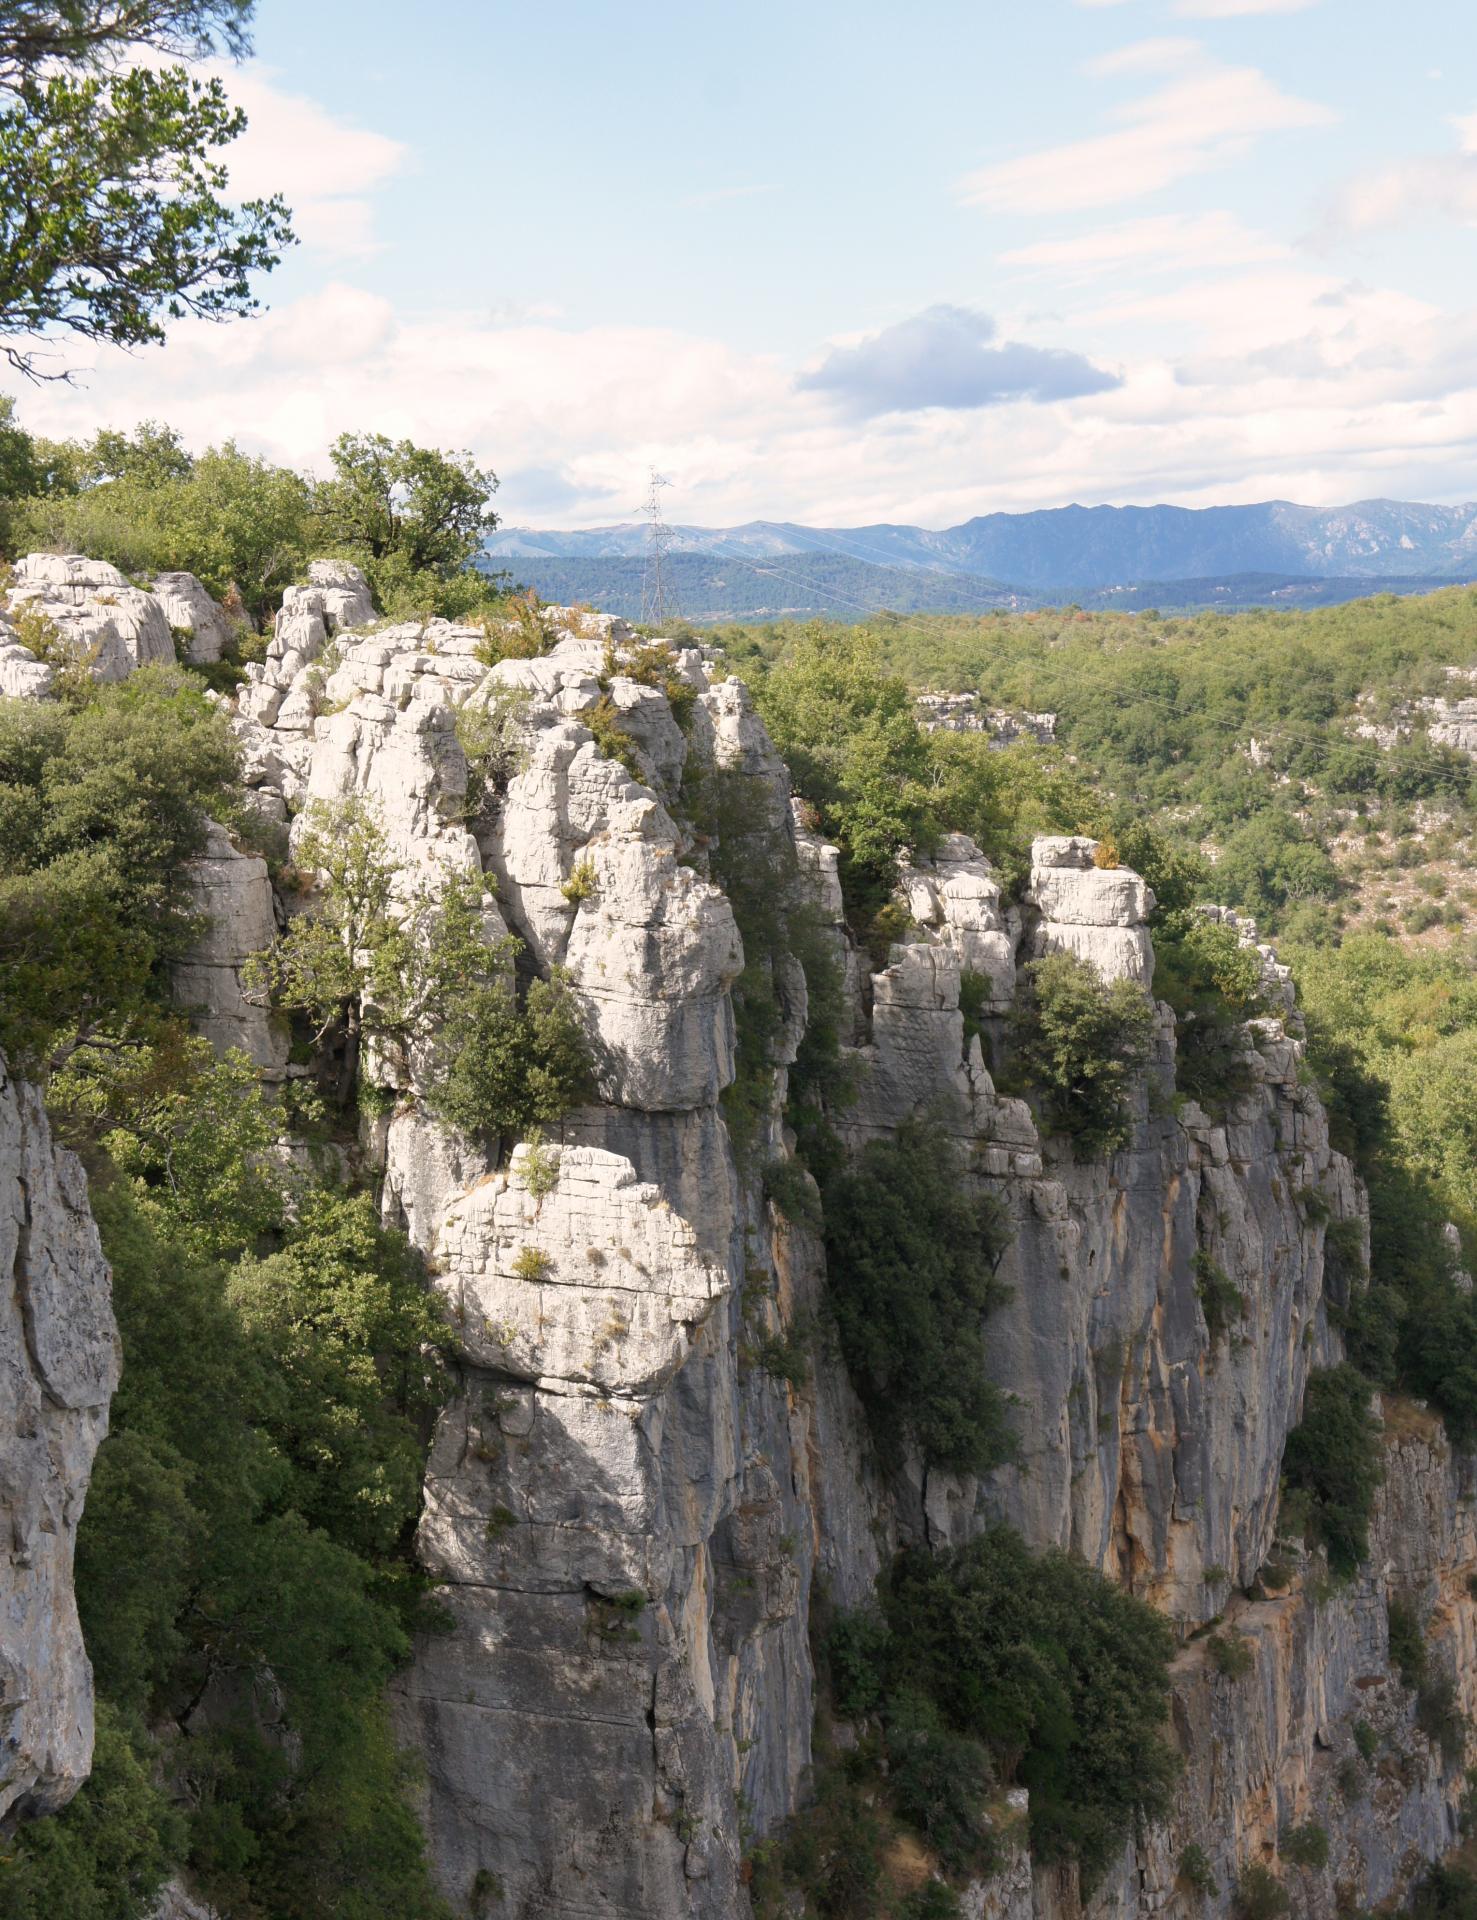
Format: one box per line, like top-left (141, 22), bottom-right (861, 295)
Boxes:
top-left (483, 498), bottom-right (1477, 623)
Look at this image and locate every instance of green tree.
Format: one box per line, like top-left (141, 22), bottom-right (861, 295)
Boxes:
top-left (1281, 1365), bottom-right (1385, 1575)
top-left (0, 3), bottom-right (292, 379)
top-left (0, 668), bottom-right (241, 1072)
top-left (34, 1106), bottom-right (454, 1920)
top-left (312, 431), bottom-right (500, 616)
top-left (877, 1528), bottom-right (1178, 1885)
top-left (247, 800), bottom-right (592, 1133)
top-left (9, 427), bottom-right (312, 619)
top-left (822, 1115), bottom-right (1015, 1471)
top-left (1009, 950), bottom-right (1156, 1155)
top-left (755, 624), bottom-right (935, 923)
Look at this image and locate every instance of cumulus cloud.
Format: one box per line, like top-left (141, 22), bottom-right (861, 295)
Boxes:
top-left (205, 62), bottom-right (408, 257)
top-left (959, 40), bottom-right (1333, 214)
top-left (795, 306), bottom-right (1121, 417)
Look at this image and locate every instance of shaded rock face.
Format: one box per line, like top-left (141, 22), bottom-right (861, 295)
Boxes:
top-left (1090, 1421), bottom-right (1477, 1920)
top-left (0, 1057), bottom-right (120, 1825)
top-left (188, 583), bottom-right (1477, 1916)
top-left (173, 821), bottom-right (288, 1075)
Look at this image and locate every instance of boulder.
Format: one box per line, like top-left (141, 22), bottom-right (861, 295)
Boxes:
top-left (151, 572), bottom-right (234, 665)
top-left (1025, 834), bottom-right (1155, 987)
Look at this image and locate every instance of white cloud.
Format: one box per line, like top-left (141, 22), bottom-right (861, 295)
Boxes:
top-left (19, 257), bottom-right (1477, 535)
top-left (1175, 0), bottom-right (1320, 15)
top-left (1000, 210), bottom-right (1287, 277)
top-left (958, 40), bottom-right (1333, 215)
top-left (204, 62), bottom-right (408, 258)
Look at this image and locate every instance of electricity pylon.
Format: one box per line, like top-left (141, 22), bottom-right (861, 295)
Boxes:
top-left (640, 468), bottom-right (676, 627)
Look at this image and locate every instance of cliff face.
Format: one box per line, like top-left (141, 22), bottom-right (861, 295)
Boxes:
top-left (182, 583), bottom-right (1477, 1916)
top-left (0, 1055), bottom-right (120, 1825)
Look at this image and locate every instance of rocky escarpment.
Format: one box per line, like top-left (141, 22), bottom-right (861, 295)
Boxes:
top-left (22, 548), bottom-right (1476, 1917)
top-left (0, 1055), bottom-right (120, 1825)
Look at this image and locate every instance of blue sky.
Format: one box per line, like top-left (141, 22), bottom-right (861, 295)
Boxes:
top-left (22, 0), bottom-right (1477, 527)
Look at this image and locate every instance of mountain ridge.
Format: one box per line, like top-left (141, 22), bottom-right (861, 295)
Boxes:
top-left (487, 495), bottom-right (1477, 592)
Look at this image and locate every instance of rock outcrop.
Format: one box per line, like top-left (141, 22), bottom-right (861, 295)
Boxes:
top-left (173, 821), bottom-right (288, 1074)
top-left (152, 572), bottom-right (234, 665)
top-left (0, 1056), bottom-right (120, 1825)
top-left (135, 566), bottom-right (1477, 1917)
top-left (6, 554), bottom-right (175, 682)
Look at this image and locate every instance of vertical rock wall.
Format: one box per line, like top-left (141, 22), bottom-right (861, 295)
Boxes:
top-left (0, 1055), bottom-right (120, 1825)
top-left (204, 591), bottom-right (1477, 1918)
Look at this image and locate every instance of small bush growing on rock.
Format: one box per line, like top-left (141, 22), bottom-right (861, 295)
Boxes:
top-left (1387, 1596), bottom-right (1429, 1690)
top-left (512, 1247), bottom-right (551, 1283)
top-left (883, 1689), bottom-right (996, 1875)
top-left (1279, 1364), bottom-right (1384, 1577)
top-left (605, 635), bottom-right (698, 731)
top-left (1235, 1865), bottom-right (1292, 1920)
top-left (1353, 1719), bottom-right (1379, 1761)
top-left (560, 857), bottom-right (597, 904)
top-left (823, 1115), bottom-right (1015, 1473)
top-left (1281, 1823), bottom-right (1330, 1870)
top-left (432, 969), bottom-right (594, 1145)
top-left (1417, 1672), bottom-right (1467, 1761)
top-left (1194, 1249), bottom-right (1246, 1343)
top-left (1207, 1630), bottom-right (1255, 1679)
top-left (520, 1133), bottom-right (561, 1201)
top-left (1157, 912), bottom-right (1266, 1114)
top-left (456, 688), bottom-right (530, 817)
top-left (762, 1157), bottom-right (822, 1232)
top-left (1008, 950), bottom-right (1156, 1156)
top-left (1179, 1844), bottom-right (1219, 1897)
top-left (584, 693), bottom-right (645, 781)
top-left (752, 1326), bottom-right (811, 1389)
top-left (1336, 1755), bottom-right (1366, 1802)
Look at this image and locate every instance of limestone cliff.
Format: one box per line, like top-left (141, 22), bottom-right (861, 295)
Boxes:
top-left (43, 555), bottom-right (1475, 1918)
top-left (0, 1054), bottom-right (120, 1825)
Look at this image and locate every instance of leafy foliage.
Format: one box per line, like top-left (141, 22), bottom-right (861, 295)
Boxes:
top-left (311, 430), bottom-right (502, 619)
top-left (247, 799), bottom-right (592, 1135)
top-left (822, 1116), bottom-right (1015, 1472)
top-left (870, 1528), bottom-right (1178, 1885)
top-left (0, 668), bottom-right (240, 1072)
top-left (0, 1044), bottom-right (451, 1918)
top-left (1008, 950), bottom-right (1156, 1155)
top-left (1280, 1364), bottom-right (1384, 1576)
top-left (0, 2), bottom-right (291, 380)
top-left (754, 625), bottom-right (935, 923)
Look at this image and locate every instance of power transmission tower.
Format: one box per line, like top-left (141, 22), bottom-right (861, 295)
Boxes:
top-left (639, 468), bottom-right (677, 627)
